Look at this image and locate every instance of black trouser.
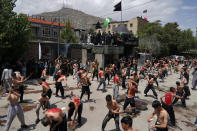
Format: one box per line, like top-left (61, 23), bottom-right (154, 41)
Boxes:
top-left (68, 103), bottom-right (83, 124)
top-left (50, 114), bottom-right (67, 131)
top-left (92, 69), bottom-right (98, 80)
top-left (45, 89), bottom-right (52, 99)
top-left (127, 68), bottom-right (131, 78)
top-left (123, 97), bottom-right (136, 114)
top-left (122, 76), bottom-right (126, 89)
top-left (155, 121), bottom-right (168, 131)
top-left (19, 85), bottom-right (24, 102)
top-left (80, 86), bottom-right (90, 100)
top-left (144, 84), bottom-right (158, 97)
top-left (162, 103), bottom-right (175, 126)
top-left (105, 73), bottom-right (110, 84)
top-left (154, 77), bottom-right (159, 87)
top-left (102, 112), bottom-right (120, 131)
top-left (139, 70), bottom-right (145, 77)
top-left (56, 82), bottom-right (64, 98)
top-left (172, 92), bottom-right (186, 107)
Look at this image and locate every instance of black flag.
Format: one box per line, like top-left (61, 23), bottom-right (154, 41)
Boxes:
top-left (114, 1), bottom-right (122, 11)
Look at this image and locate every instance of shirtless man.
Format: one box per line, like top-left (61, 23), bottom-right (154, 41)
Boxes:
top-left (56, 74), bottom-right (67, 98)
top-left (38, 79), bottom-right (53, 99)
top-left (121, 116), bottom-right (138, 131)
top-left (172, 81), bottom-right (186, 107)
top-left (168, 61), bottom-right (172, 75)
top-left (105, 66), bottom-right (111, 85)
top-left (160, 87), bottom-right (182, 126)
top-left (102, 94), bottom-right (121, 131)
top-left (80, 73), bottom-right (91, 101)
top-left (97, 68), bottom-right (106, 92)
top-left (41, 108), bottom-right (67, 131)
top-left (92, 61), bottom-right (99, 81)
top-left (53, 56), bottom-right (61, 80)
top-left (67, 97), bottom-right (83, 126)
top-left (35, 93), bottom-right (50, 124)
top-left (144, 74), bottom-right (158, 99)
top-left (158, 68), bottom-right (164, 82)
top-left (122, 74), bottom-right (138, 116)
top-left (4, 73), bottom-right (29, 131)
top-left (73, 63), bottom-right (78, 79)
top-left (121, 68), bottom-right (127, 89)
top-left (147, 100), bottom-right (169, 131)
top-left (15, 72), bottom-right (25, 103)
top-left (41, 68), bottom-right (47, 81)
top-left (113, 73), bottom-right (121, 101)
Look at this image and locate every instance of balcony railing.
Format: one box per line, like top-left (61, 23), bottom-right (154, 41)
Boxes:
top-left (30, 36), bottom-right (58, 42)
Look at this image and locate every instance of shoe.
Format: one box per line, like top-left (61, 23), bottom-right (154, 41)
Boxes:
top-left (144, 94), bottom-right (148, 97)
top-left (35, 119), bottom-right (40, 124)
top-left (21, 125), bottom-right (28, 128)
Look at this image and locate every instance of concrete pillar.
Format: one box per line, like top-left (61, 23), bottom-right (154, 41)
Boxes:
top-left (113, 54), bottom-right (119, 66)
top-left (95, 54), bottom-right (105, 69)
top-left (82, 49), bottom-right (87, 65)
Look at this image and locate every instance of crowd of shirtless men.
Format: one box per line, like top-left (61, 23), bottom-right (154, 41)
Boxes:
top-left (1, 56), bottom-right (197, 131)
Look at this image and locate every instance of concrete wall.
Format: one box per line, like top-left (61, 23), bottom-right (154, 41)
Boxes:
top-left (95, 54), bottom-right (104, 69)
top-left (82, 49), bottom-right (87, 65)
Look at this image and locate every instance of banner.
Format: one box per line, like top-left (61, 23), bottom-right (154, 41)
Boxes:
top-left (39, 43), bottom-right (41, 60)
top-left (114, 1), bottom-right (122, 11)
top-left (102, 17), bottom-right (112, 28)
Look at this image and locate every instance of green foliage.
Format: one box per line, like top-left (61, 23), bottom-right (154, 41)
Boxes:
top-left (138, 20), bottom-right (196, 56)
top-left (61, 20), bottom-right (78, 43)
top-left (0, 0), bottom-right (31, 62)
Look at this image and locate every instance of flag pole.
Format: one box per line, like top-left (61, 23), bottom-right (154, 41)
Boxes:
top-left (121, 0), bottom-right (122, 23)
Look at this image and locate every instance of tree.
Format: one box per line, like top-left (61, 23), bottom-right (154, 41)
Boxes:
top-left (0, 0), bottom-right (31, 62)
top-left (61, 20), bottom-right (78, 43)
top-left (138, 20), bottom-right (197, 56)
top-left (139, 36), bottom-right (161, 56)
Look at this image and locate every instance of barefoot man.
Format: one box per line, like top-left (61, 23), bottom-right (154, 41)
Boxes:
top-left (102, 94), bottom-right (121, 131)
top-left (4, 73), bottom-right (29, 131)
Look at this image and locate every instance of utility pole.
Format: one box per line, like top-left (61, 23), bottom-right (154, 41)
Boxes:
top-left (58, 10), bottom-right (60, 56)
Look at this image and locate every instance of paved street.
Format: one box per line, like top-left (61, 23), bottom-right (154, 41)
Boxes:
top-left (0, 69), bottom-right (197, 131)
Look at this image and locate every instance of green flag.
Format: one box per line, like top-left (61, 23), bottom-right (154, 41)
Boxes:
top-left (102, 17), bottom-right (112, 28)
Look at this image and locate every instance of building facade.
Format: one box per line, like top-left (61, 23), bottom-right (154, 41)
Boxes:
top-left (24, 17), bottom-right (76, 61)
top-left (95, 17), bottom-right (148, 35)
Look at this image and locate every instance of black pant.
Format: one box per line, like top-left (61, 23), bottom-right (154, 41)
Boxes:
top-left (50, 114), bottom-right (67, 131)
top-left (140, 70), bottom-right (145, 77)
top-left (155, 121), bottom-right (168, 131)
top-left (162, 103), bottom-right (175, 126)
top-left (172, 92), bottom-right (186, 107)
top-left (105, 73), bottom-right (110, 84)
top-left (80, 86), bottom-right (90, 100)
top-left (122, 76), bottom-right (126, 89)
top-left (92, 69), bottom-right (98, 80)
top-left (44, 89), bottom-right (52, 99)
top-left (19, 85), bottom-right (24, 102)
top-left (68, 103), bottom-right (83, 124)
top-left (154, 77), bottom-right (159, 87)
top-left (123, 97), bottom-right (136, 114)
top-left (102, 112), bottom-right (120, 131)
top-left (144, 84), bottom-right (158, 97)
top-left (56, 82), bottom-right (64, 98)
